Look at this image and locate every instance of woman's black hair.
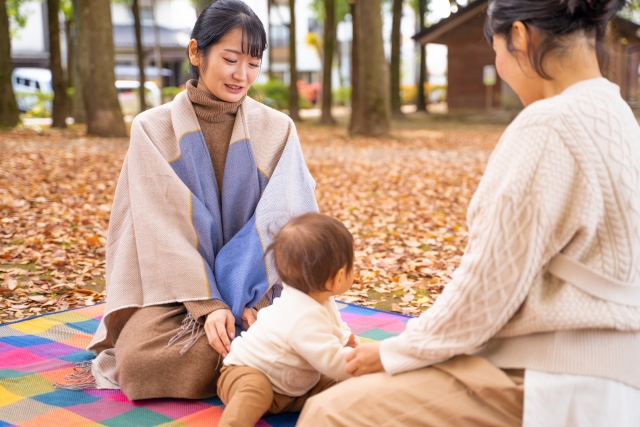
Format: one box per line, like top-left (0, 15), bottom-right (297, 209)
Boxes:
top-left (187, 0), bottom-right (267, 81)
top-left (484, 0), bottom-right (627, 79)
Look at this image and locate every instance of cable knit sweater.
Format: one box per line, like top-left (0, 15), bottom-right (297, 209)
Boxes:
top-left (380, 78), bottom-right (640, 389)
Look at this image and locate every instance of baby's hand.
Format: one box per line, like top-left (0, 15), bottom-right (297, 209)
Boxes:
top-left (346, 333), bottom-right (359, 348)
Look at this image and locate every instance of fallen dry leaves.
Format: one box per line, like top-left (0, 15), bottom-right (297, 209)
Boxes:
top-left (0, 122), bottom-right (503, 322)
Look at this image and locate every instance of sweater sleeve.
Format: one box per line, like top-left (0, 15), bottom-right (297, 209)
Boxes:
top-left (380, 122), bottom-right (590, 374)
top-left (289, 307), bottom-right (354, 381)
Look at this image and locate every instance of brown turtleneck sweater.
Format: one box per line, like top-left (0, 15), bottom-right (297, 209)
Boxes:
top-left (186, 79), bottom-right (245, 194)
top-left (183, 79), bottom-right (269, 323)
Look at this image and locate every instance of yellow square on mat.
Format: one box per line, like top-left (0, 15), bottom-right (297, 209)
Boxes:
top-left (19, 407), bottom-right (96, 427)
top-left (45, 311), bottom-right (93, 324)
top-left (10, 317), bottom-right (63, 335)
top-left (0, 384), bottom-right (24, 406)
top-left (0, 373), bottom-right (55, 398)
top-left (156, 421), bottom-right (190, 427)
top-left (69, 305), bottom-right (105, 319)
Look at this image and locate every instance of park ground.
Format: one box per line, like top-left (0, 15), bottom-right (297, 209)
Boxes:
top-left (0, 113), bottom-right (505, 322)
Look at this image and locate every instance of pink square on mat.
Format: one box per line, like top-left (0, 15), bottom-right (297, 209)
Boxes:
top-left (107, 392), bottom-right (134, 403)
top-left (378, 321), bottom-right (410, 334)
top-left (66, 399), bottom-right (135, 422)
top-left (338, 313), bottom-right (360, 323)
top-left (134, 398), bottom-right (214, 419)
top-left (0, 348), bottom-right (46, 368)
top-left (12, 357), bottom-right (71, 373)
top-left (84, 388), bottom-right (129, 399)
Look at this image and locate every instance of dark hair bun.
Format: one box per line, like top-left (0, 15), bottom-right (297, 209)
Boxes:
top-left (566, 0), bottom-right (627, 27)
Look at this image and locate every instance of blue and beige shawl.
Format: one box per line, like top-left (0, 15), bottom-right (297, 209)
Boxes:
top-left (87, 91), bottom-right (317, 388)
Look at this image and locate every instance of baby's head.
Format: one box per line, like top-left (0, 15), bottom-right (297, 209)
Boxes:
top-left (269, 213), bottom-right (354, 297)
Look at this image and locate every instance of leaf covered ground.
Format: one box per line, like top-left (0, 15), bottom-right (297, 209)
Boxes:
top-left (0, 120), bottom-right (504, 322)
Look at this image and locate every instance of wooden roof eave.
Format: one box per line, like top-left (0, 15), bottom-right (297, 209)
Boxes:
top-left (412, 0), bottom-right (488, 45)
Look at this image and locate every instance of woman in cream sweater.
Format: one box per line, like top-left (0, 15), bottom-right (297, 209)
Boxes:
top-left (298, 0), bottom-right (640, 425)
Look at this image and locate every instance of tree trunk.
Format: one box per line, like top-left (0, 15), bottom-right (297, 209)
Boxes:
top-left (65, 19), bottom-right (75, 115)
top-left (320, 0), bottom-right (335, 125)
top-left (417, 43), bottom-right (427, 111)
top-left (390, 0), bottom-right (403, 118)
top-left (416, 0), bottom-right (427, 112)
top-left (69, 0), bottom-right (86, 123)
top-left (48, 0), bottom-right (68, 128)
top-left (267, 0), bottom-right (272, 78)
top-left (132, 0), bottom-right (146, 112)
top-left (77, 0), bottom-right (126, 137)
top-left (349, 1), bottom-right (358, 117)
top-left (287, 0), bottom-right (300, 121)
top-left (0, 0), bottom-right (19, 127)
top-left (349, 0), bottom-right (391, 136)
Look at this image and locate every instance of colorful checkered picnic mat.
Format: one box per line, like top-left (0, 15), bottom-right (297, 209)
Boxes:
top-left (0, 303), bottom-right (409, 427)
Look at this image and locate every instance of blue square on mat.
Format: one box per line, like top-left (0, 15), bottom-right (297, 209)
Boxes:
top-left (66, 319), bottom-right (100, 334)
top-left (263, 411), bottom-right (299, 426)
top-left (0, 420), bottom-right (13, 427)
top-left (59, 350), bottom-right (95, 363)
top-left (201, 396), bottom-right (224, 406)
top-left (0, 335), bottom-right (54, 348)
top-left (338, 304), bottom-right (377, 316)
top-left (31, 389), bottom-right (101, 407)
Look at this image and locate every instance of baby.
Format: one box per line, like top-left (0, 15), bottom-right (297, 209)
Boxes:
top-left (217, 212), bottom-right (358, 426)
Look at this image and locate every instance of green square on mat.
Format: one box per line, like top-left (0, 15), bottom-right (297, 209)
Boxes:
top-left (0, 373), bottom-right (54, 398)
top-left (0, 369), bottom-right (30, 380)
top-left (100, 407), bottom-right (174, 427)
top-left (357, 328), bottom-right (398, 341)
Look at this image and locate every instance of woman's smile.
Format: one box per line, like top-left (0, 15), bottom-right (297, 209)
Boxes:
top-left (224, 84), bottom-right (244, 94)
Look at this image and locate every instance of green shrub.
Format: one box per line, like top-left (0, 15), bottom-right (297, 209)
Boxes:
top-left (332, 86), bottom-right (351, 106)
top-left (15, 91), bottom-right (53, 118)
top-left (250, 79), bottom-right (313, 110)
top-left (162, 86), bottom-right (183, 101)
top-left (251, 79), bottom-right (289, 110)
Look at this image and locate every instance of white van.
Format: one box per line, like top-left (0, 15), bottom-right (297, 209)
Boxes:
top-left (11, 68), bottom-right (53, 112)
top-left (115, 80), bottom-right (161, 115)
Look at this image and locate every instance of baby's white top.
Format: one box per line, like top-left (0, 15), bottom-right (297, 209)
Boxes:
top-left (224, 284), bottom-right (354, 396)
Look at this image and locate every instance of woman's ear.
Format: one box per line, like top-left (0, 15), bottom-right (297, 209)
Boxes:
top-left (510, 21), bottom-right (529, 55)
top-left (188, 39), bottom-right (200, 67)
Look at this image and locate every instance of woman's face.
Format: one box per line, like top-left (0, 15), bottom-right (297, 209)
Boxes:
top-left (493, 31), bottom-right (544, 106)
top-left (188, 27), bottom-right (261, 102)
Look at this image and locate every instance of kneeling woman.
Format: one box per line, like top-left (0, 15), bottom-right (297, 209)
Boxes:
top-left (299, 0), bottom-right (640, 425)
top-left (83, 0), bottom-right (316, 399)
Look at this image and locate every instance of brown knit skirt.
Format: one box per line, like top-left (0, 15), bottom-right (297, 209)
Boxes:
top-left (113, 303), bottom-right (222, 400)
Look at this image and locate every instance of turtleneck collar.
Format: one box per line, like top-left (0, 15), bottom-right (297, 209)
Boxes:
top-left (186, 79), bottom-right (246, 124)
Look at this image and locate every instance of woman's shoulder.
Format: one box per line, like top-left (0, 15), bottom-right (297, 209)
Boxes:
top-left (243, 96), bottom-right (295, 129)
top-left (130, 102), bottom-right (174, 137)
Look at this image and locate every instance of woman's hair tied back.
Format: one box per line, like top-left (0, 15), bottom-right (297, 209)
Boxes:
top-left (187, 0), bottom-right (267, 81)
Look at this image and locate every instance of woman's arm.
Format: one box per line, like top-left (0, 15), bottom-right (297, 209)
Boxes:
top-left (378, 124), bottom-right (590, 375)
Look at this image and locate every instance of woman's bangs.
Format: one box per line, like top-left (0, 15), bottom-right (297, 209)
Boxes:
top-left (240, 19), bottom-right (267, 59)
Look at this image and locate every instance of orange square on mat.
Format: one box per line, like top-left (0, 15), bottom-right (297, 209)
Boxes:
top-left (39, 366), bottom-right (76, 384)
top-left (19, 407), bottom-right (95, 427)
top-left (175, 406), bottom-right (224, 427)
top-left (62, 333), bottom-right (93, 349)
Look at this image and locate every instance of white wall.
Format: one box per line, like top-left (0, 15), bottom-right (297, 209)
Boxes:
top-left (10, 0), bottom-right (46, 56)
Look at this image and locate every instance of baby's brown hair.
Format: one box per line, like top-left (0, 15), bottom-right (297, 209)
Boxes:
top-left (268, 212), bottom-right (354, 294)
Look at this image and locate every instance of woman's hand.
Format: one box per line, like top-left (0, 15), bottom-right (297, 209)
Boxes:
top-left (345, 342), bottom-right (384, 376)
top-left (241, 307), bottom-right (258, 330)
top-left (204, 309), bottom-right (235, 357)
